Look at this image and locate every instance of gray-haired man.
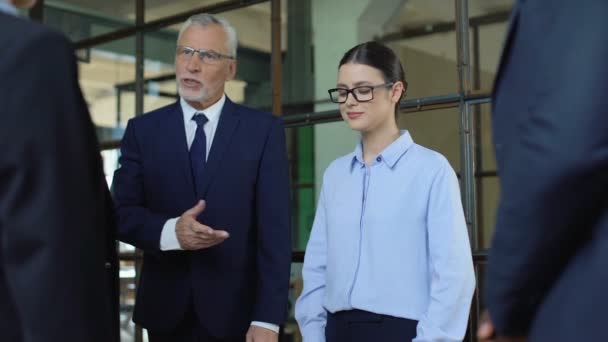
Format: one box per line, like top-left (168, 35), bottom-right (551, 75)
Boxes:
top-left (112, 13), bottom-right (292, 342)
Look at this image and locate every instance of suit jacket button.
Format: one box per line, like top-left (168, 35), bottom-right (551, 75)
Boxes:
top-left (105, 262), bottom-right (112, 269)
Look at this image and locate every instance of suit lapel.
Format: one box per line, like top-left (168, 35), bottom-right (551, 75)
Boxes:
top-left (164, 101), bottom-right (196, 198)
top-left (492, 0), bottom-right (523, 111)
top-left (200, 97), bottom-right (241, 197)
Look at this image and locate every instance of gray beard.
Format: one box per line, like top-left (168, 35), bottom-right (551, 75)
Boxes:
top-left (178, 84), bottom-right (209, 102)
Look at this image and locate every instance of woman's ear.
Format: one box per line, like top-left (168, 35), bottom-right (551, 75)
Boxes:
top-left (392, 81), bottom-right (407, 102)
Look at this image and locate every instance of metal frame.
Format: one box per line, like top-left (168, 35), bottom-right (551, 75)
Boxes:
top-left (29, 0), bottom-right (45, 21)
top-left (271, 0), bottom-right (282, 116)
top-left (133, 1), bottom-right (145, 340)
top-left (73, 0), bottom-right (268, 49)
top-left (456, 0), bottom-right (478, 249)
top-left (99, 91), bottom-right (492, 150)
top-left (376, 10), bottom-right (510, 43)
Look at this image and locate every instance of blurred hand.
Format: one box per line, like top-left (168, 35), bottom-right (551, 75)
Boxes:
top-left (246, 325), bottom-right (278, 342)
top-left (478, 310), bottom-right (527, 342)
top-left (175, 200), bottom-right (229, 250)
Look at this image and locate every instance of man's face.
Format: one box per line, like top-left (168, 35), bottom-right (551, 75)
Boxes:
top-left (175, 24), bottom-right (236, 109)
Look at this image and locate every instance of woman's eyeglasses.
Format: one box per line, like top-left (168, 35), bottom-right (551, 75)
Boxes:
top-left (328, 82), bottom-right (394, 103)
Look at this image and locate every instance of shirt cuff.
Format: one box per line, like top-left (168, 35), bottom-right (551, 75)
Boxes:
top-left (251, 321), bottom-right (280, 333)
top-left (160, 217), bottom-right (182, 251)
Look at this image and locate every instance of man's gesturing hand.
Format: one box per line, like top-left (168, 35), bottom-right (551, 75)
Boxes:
top-left (175, 200), bottom-right (229, 250)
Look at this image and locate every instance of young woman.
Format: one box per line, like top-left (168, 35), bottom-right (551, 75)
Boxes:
top-left (295, 42), bottom-right (476, 342)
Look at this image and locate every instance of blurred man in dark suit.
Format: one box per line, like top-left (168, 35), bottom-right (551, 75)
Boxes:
top-left (0, 1), bottom-right (119, 341)
top-left (479, 0), bottom-right (608, 341)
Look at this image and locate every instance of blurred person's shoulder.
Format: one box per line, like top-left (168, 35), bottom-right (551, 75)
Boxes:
top-left (0, 12), bottom-right (73, 56)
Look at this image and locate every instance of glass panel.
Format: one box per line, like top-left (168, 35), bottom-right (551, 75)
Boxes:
top-left (224, 1), bottom-right (274, 110)
top-left (285, 126), bottom-right (315, 250)
top-left (399, 108), bottom-right (461, 171)
top-left (44, 1), bottom-right (135, 41)
top-left (145, 0), bottom-right (226, 22)
top-left (478, 103), bottom-right (497, 172)
top-left (78, 37), bottom-right (134, 142)
top-left (470, 0), bottom-right (515, 90)
top-left (471, 103), bottom-right (499, 248)
top-left (384, 1), bottom-right (459, 98)
top-left (480, 176), bottom-right (500, 249)
top-left (124, 30), bottom-right (178, 119)
top-left (118, 242), bottom-right (138, 342)
top-left (282, 0), bottom-right (313, 115)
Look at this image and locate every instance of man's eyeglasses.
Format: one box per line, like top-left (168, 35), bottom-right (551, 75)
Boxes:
top-left (176, 46), bottom-right (235, 65)
top-left (328, 82), bottom-right (395, 103)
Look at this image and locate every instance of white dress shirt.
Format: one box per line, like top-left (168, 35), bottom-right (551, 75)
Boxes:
top-left (159, 95), bottom-right (224, 251)
top-left (159, 95), bottom-right (279, 333)
top-left (295, 131), bottom-right (476, 341)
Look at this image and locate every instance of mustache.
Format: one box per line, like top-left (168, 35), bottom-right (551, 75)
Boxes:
top-left (178, 77), bottom-right (203, 84)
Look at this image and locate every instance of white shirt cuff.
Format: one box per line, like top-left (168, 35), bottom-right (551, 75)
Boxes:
top-left (251, 321), bottom-right (280, 333)
top-left (160, 217), bottom-right (182, 251)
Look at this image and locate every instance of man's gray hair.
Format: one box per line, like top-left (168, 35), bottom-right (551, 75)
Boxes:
top-left (177, 13), bottom-right (238, 58)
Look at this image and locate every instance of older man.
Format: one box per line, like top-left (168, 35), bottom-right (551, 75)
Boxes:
top-left (112, 13), bottom-right (292, 342)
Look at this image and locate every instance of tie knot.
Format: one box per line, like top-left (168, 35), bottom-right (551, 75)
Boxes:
top-left (191, 113), bottom-right (208, 127)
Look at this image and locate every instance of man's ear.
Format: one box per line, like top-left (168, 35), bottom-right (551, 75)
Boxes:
top-left (226, 60), bottom-right (237, 81)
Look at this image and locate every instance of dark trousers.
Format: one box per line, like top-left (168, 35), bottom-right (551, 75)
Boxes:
top-left (147, 304), bottom-right (245, 342)
top-left (325, 309), bottom-right (418, 342)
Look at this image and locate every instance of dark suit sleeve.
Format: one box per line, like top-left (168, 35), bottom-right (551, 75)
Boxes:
top-left (252, 117), bottom-right (292, 325)
top-left (485, 1), bottom-right (608, 335)
top-left (0, 29), bottom-right (118, 341)
top-left (112, 119), bottom-right (171, 252)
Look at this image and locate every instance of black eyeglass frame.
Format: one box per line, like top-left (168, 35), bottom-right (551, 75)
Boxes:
top-left (327, 82), bottom-right (396, 103)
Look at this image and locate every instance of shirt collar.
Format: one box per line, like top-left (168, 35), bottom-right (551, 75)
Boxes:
top-left (0, 2), bottom-right (19, 16)
top-left (350, 130), bottom-right (414, 170)
top-left (180, 94), bottom-right (226, 126)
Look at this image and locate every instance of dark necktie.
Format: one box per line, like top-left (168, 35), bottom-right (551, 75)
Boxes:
top-left (190, 113), bottom-right (208, 195)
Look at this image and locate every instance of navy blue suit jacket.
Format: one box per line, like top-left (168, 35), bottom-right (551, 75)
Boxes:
top-left (485, 0), bottom-right (608, 340)
top-left (0, 13), bottom-right (119, 342)
top-left (113, 98), bottom-right (292, 337)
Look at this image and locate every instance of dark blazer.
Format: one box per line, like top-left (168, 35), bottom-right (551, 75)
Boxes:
top-left (112, 98), bottom-right (292, 338)
top-left (485, 0), bottom-right (608, 340)
top-left (0, 13), bottom-right (119, 342)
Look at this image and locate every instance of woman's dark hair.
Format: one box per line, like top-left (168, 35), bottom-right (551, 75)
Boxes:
top-left (339, 41), bottom-right (407, 114)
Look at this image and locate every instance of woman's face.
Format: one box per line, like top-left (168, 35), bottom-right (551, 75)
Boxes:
top-left (336, 63), bottom-right (402, 134)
